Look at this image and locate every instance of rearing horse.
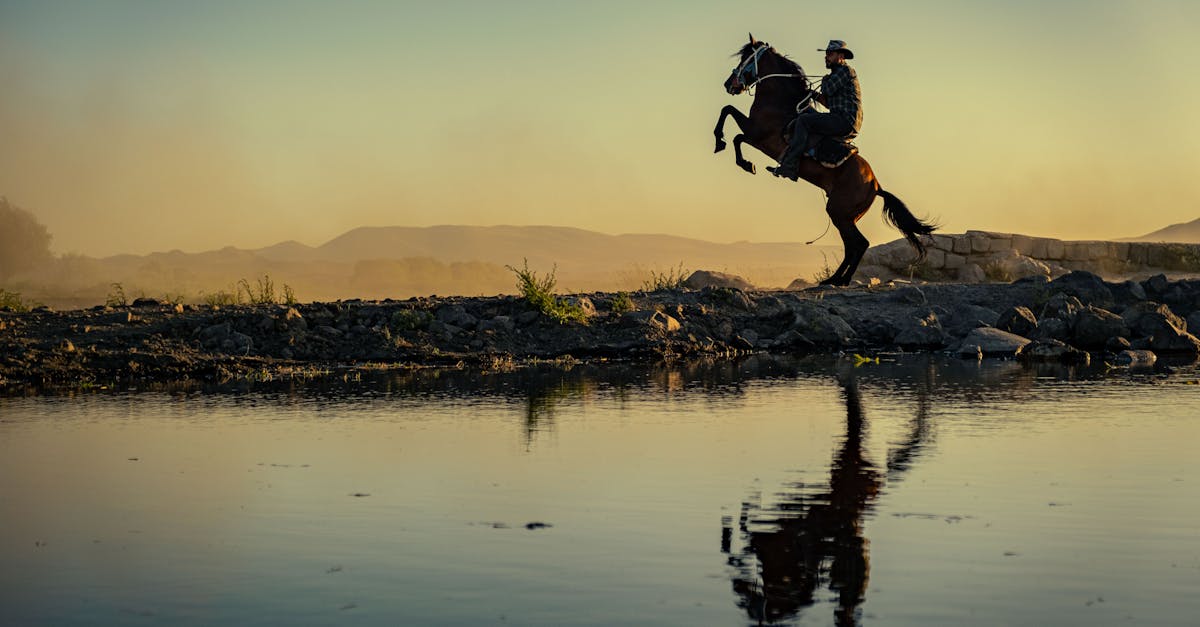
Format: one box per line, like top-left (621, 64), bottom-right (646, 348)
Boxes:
top-left (713, 34), bottom-right (937, 286)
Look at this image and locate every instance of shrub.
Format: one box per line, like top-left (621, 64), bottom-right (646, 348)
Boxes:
top-left (106, 283), bottom-right (128, 307)
top-left (642, 262), bottom-right (689, 291)
top-left (506, 259), bottom-right (589, 324)
top-left (391, 309), bottom-right (433, 332)
top-left (0, 288), bottom-right (34, 312)
top-left (610, 291), bottom-right (635, 313)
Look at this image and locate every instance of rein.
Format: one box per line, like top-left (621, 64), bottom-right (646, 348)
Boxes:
top-left (734, 44), bottom-right (809, 94)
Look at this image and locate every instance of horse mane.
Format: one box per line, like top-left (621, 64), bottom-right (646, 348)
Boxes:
top-left (732, 42), bottom-right (807, 83)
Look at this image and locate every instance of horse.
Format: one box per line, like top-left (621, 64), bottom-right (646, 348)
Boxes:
top-left (713, 34), bottom-right (937, 286)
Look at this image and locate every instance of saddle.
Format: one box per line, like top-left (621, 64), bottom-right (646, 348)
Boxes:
top-left (809, 136), bottom-right (858, 169)
top-left (782, 117), bottom-right (859, 169)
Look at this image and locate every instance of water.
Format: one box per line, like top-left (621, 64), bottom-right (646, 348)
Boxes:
top-left (2, 356), bottom-right (1198, 626)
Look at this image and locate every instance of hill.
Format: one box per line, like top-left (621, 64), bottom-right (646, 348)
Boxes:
top-left (10, 225), bottom-right (841, 308)
top-left (1124, 218), bottom-right (1200, 243)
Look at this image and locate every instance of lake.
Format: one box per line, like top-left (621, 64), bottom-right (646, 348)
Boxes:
top-left (2, 356), bottom-right (1198, 626)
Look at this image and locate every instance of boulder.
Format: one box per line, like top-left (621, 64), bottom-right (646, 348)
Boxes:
top-left (786, 277), bottom-right (814, 290)
top-left (435, 304), bottom-right (478, 330)
top-left (1048, 271), bottom-right (1114, 307)
top-left (941, 303), bottom-right (1000, 338)
top-left (987, 250), bottom-right (1051, 280)
top-left (1142, 273), bottom-right (1170, 298)
top-left (1040, 293), bottom-right (1084, 324)
top-left (1121, 302), bottom-right (1186, 338)
top-left (685, 270), bottom-right (754, 291)
top-left (893, 312), bottom-right (946, 349)
top-left (956, 327), bottom-right (1031, 357)
top-left (958, 263), bottom-right (986, 284)
top-left (1113, 350), bottom-right (1158, 366)
top-left (791, 306), bottom-right (856, 347)
top-left (996, 306), bottom-right (1038, 337)
top-left (1018, 339), bottom-right (1090, 364)
top-left (1031, 318), bottom-right (1070, 342)
top-left (1072, 306), bottom-right (1129, 350)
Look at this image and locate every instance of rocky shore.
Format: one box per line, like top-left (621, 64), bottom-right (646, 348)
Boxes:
top-left (3, 270), bottom-right (1199, 393)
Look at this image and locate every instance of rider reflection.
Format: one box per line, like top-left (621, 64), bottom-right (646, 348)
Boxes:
top-left (723, 368), bottom-right (931, 626)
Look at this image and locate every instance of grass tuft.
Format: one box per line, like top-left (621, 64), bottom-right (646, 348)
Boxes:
top-left (642, 262), bottom-right (689, 291)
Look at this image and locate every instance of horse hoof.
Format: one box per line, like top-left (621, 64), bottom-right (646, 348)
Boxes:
top-left (739, 161), bottom-right (755, 175)
top-left (714, 139), bottom-right (727, 153)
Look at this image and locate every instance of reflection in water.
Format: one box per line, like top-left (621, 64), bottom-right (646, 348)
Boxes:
top-left (723, 364), bottom-right (934, 626)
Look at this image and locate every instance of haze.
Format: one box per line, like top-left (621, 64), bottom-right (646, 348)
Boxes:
top-left (2, 0), bottom-right (1199, 258)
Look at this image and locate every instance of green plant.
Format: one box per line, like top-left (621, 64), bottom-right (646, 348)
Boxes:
top-left (202, 289), bottom-right (239, 306)
top-left (610, 291), bottom-right (635, 314)
top-left (982, 261), bottom-right (1014, 283)
top-left (106, 283), bottom-right (128, 307)
top-left (812, 252), bottom-right (836, 283)
top-left (283, 284), bottom-right (297, 305)
top-left (160, 291), bottom-right (188, 305)
top-left (505, 259), bottom-right (589, 324)
top-left (642, 262), bottom-right (689, 291)
top-left (0, 288), bottom-right (33, 312)
top-left (391, 309), bottom-right (433, 331)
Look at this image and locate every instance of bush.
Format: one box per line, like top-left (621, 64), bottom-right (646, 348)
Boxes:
top-left (506, 259), bottom-right (589, 324)
top-left (642, 262), bottom-right (689, 291)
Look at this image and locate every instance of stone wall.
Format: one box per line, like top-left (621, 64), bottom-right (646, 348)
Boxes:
top-left (859, 231), bottom-right (1200, 283)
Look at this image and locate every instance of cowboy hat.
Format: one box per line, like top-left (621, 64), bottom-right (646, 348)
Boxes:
top-left (819, 40), bottom-right (854, 59)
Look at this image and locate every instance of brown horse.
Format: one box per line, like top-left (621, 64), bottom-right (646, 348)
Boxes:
top-left (713, 34), bottom-right (937, 286)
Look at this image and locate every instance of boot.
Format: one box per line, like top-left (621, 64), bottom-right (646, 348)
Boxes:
top-left (767, 156), bottom-right (801, 181)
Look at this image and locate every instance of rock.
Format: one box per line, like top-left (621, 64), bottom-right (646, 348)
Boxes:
top-left (888, 286), bottom-right (927, 305)
top-left (737, 328), bottom-right (760, 346)
top-left (1031, 317), bottom-right (1070, 342)
top-left (957, 327), bottom-right (1031, 357)
top-left (958, 263), bottom-right (986, 284)
top-left (516, 311), bottom-right (541, 325)
top-left (131, 297), bottom-right (162, 307)
top-left (1121, 302), bottom-right (1186, 338)
top-left (435, 305), bottom-right (477, 330)
top-left (1188, 311), bottom-right (1200, 335)
top-left (1072, 306), bottom-right (1129, 350)
top-left (222, 332), bottom-right (253, 354)
top-left (198, 322), bottom-right (232, 346)
top-left (1113, 350), bottom-right (1157, 366)
top-left (317, 325), bottom-right (344, 338)
top-left (621, 310), bottom-right (681, 334)
top-left (172, 303), bottom-right (185, 314)
top-left (1048, 271), bottom-right (1113, 306)
top-left (941, 304), bottom-right (1000, 338)
top-left (996, 306), bottom-right (1038, 337)
top-left (59, 339), bottom-right (76, 353)
top-left (564, 296), bottom-right (597, 318)
top-left (684, 270), bottom-right (753, 291)
top-left (1040, 293), bottom-right (1084, 323)
top-left (1105, 336), bottom-right (1132, 352)
top-left (893, 315), bottom-right (946, 349)
top-left (987, 250), bottom-right (1051, 280)
top-left (791, 307), bottom-right (856, 347)
top-left (478, 315), bottom-right (515, 333)
top-left (958, 344), bottom-right (983, 360)
top-left (786, 278), bottom-right (814, 290)
top-left (1110, 280), bottom-right (1147, 305)
top-left (1142, 273), bottom-right (1170, 297)
top-left (1018, 339), bottom-right (1090, 364)
top-left (283, 307), bottom-right (307, 331)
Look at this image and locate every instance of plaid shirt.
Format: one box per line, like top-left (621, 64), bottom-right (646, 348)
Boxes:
top-left (821, 63), bottom-right (862, 133)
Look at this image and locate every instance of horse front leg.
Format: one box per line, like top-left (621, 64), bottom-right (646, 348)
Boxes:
top-left (714, 104), bottom-right (750, 154)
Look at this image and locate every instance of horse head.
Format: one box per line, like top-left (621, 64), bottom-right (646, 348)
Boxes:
top-left (723, 35), bottom-right (807, 96)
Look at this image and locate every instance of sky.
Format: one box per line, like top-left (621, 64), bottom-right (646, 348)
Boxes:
top-left (2, 0), bottom-right (1199, 257)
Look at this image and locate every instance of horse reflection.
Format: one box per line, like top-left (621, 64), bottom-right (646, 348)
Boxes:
top-left (723, 370), bottom-right (931, 626)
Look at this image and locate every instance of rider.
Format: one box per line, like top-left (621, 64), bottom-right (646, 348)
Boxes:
top-left (768, 40), bottom-right (862, 179)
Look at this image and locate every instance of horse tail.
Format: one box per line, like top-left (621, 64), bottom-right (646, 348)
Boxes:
top-left (878, 188), bottom-right (939, 264)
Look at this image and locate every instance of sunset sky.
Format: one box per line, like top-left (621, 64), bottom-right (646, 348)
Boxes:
top-left (2, 0), bottom-right (1198, 257)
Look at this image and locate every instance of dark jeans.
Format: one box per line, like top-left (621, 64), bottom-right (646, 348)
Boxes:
top-left (780, 112), bottom-right (854, 168)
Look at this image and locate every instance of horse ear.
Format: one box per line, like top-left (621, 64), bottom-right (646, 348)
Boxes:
top-left (749, 33), bottom-right (757, 45)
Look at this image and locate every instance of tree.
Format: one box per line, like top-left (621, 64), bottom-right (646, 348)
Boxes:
top-left (0, 197), bottom-right (54, 281)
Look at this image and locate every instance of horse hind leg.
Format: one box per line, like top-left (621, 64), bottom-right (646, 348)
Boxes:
top-left (824, 219), bottom-right (870, 286)
top-left (733, 135), bottom-right (756, 174)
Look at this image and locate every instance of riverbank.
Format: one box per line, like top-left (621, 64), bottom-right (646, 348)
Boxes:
top-left (2, 271), bottom-right (1199, 394)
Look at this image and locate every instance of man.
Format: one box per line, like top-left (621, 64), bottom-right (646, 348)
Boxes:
top-left (768, 40), bottom-right (863, 179)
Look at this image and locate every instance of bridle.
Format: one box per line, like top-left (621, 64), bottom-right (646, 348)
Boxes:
top-left (731, 43), bottom-right (808, 94)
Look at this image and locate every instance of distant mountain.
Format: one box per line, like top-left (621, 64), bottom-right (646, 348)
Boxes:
top-left (254, 224), bottom-right (838, 278)
top-left (18, 225), bottom-right (840, 308)
top-left (1124, 218), bottom-right (1200, 243)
